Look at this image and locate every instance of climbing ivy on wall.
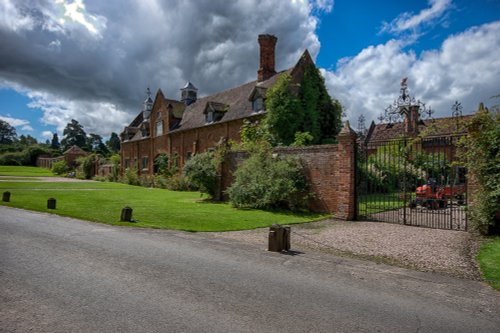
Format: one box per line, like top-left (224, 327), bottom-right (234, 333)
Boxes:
top-left (301, 63), bottom-right (343, 144)
top-left (265, 74), bottom-right (301, 146)
top-left (265, 64), bottom-right (343, 146)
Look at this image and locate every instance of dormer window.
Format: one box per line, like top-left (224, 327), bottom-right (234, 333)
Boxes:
top-left (249, 86), bottom-right (267, 113)
top-left (204, 101), bottom-right (228, 124)
top-left (252, 97), bottom-right (264, 113)
top-left (206, 111), bottom-right (214, 123)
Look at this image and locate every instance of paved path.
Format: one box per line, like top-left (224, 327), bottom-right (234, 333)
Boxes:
top-left (0, 176), bottom-right (93, 182)
top-left (1, 207), bottom-right (499, 332)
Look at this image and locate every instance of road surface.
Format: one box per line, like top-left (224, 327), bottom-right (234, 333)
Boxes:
top-left (1, 206), bottom-right (499, 332)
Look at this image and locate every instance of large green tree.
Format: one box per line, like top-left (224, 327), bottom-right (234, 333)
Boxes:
top-left (50, 133), bottom-right (60, 149)
top-left (106, 132), bottom-right (121, 153)
top-left (61, 119), bottom-right (87, 151)
top-left (0, 120), bottom-right (17, 144)
top-left (87, 133), bottom-right (109, 155)
top-left (18, 134), bottom-right (38, 146)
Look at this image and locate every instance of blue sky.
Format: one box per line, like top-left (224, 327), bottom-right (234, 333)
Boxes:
top-left (0, 0), bottom-right (499, 141)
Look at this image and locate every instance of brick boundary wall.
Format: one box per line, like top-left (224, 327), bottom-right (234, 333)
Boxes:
top-left (220, 122), bottom-right (358, 220)
top-left (37, 156), bottom-right (64, 169)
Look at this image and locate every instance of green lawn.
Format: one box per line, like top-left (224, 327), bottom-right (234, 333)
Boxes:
top-left (477, 237), bottom-right (500, 291)
top-left (0, 180), bottom-right (328, 232)
top-left (358, 192), bottom-right (408, 215)
top-left (0, 166), bottom-right (55, 177)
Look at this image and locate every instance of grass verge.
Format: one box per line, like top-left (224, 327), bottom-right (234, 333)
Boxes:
top-left (477, 237), bottom-right (500, 291)
top-left (0, 166), bottom-right (55, 177)
top-left (0, 180), bottom-right (328, 232)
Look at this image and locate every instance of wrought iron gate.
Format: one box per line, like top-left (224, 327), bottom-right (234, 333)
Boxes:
top-left (357, 135), bottom-right (467, 231)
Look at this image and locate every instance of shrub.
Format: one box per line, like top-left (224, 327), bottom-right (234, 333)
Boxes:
top-left (156, 175), bottom-right (198, 191)
top-left (183, 152), bottom-right (218, 197)
top-left (107, 154), bottom-right (121, 182)
top-left (92, 175), bottom-right (108, 182)
top-left (226, 145), bottom-right (310, 210)
top-left (51, 160), bottom-right (69, 175)
top-left (0, 145), bottom-right (52, 166)
top-left (76, 154), bottom-right (98, 179)
top-left (154, 153), bottom-right (178, 177)
top-left (139, 175), bottom-right (155, 188)
top-left (0, 151), bottom-right (26, 165)
top-left (122, 167), bottom-right (140, 186)
top-left (459, 105), bottom-right (499, 234)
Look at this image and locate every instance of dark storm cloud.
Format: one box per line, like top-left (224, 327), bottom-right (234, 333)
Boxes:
top-left (0, 0), bottom-right (324, 135)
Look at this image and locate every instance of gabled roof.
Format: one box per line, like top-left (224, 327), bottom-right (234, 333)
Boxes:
top-left (181, 81), bottom-right (198, 91)
top-left (204, 101), bottom-right (229, 114)
top-left (170, 68), bottom-right (292, 133)
top-left (154, 89), bottom-right (184, 119)
top-left (122, 49), bottom-right (311, 137)
top-left (63, 145), bottom-right (88, 155)
top-left (366, 114), bottom-right (474, 142)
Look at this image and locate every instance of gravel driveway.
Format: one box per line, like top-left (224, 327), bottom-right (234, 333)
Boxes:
top-left (209, 219), bottom-right (482, 280)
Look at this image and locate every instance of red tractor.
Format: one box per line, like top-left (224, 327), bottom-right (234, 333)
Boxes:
top-left (410, 178), bottom-right (465, 209)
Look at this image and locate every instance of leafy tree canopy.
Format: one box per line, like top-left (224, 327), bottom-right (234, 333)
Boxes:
top-left (18, 134), bottom-right (38, 146)
top-left (51, 133), bottom-right (60, 149)
top-left (106, 132), bottom-right (121, 153)
top-left (0, 120), bottom-right (17, 144)
top-left (87, 133), bottom-right (109, 155)
top-left (61, 119), bottom-right (87, 151)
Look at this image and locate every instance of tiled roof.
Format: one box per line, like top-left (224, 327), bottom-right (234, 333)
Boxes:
top-left (63, 145), bottom-right (88, 155)
top-left (366, 114), bottom-right (473, 142)
top-left (170, 68), bottom-right (291, 133)
top-left (163, 98), bottom-right (184, 119)
top-left (122, 48), bottom-right (311, 139)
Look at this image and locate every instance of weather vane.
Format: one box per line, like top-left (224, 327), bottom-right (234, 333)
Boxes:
top-left (451, 101), bottom-right (463, 129)
top-left (380, 77), bottom-right (431, 125)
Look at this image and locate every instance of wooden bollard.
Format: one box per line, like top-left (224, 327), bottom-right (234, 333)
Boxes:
top-left (47, 198), bottom-right (56, 209)
top-left (268, 224), bottom-right (290, 252)
top-left (120, 206), bottom-right (133, 222)
top-left (283, 226), bottom-right (291, 252)
top-left (2, 191), bottom-right (10, 202)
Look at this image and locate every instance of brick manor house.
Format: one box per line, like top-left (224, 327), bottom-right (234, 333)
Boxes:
top-left (120, 34), bottom-right (318, 175)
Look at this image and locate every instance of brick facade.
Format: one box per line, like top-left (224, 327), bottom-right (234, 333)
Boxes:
top-left (120, 34), bottom-right (314, 175)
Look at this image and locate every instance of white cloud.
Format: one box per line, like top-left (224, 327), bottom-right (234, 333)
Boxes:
top-left (0, 115), bottom-right (30, 127)
top-left (381, 0), bottom-right (451, 35)
top-left (55, 0), bottom-right (107, 38)
top-left (42, 131), bottom-right (54, 139)
top-left (0, 0), bottom-right (35, 32)
top-left (324, 21), bottom-right (500, 128)
top-left (21, 125), bottom-right (34, 131)
top-left (311, 0), bottom-right (334, 13)
top-left (26, 90), bottom-right (130, 136)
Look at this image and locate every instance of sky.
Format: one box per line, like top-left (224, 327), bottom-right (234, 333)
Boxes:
top-left (0, 0), bottom-right (499, 141)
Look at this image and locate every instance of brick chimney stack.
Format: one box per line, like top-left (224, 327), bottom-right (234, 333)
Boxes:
top-left (257, 34), bottom-right (277, 82)
top-left (404, 105), bottom-right (420, 135)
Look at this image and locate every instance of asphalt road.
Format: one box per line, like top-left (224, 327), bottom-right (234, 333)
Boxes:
top-left (1, 206), bottom-right (499, 333)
